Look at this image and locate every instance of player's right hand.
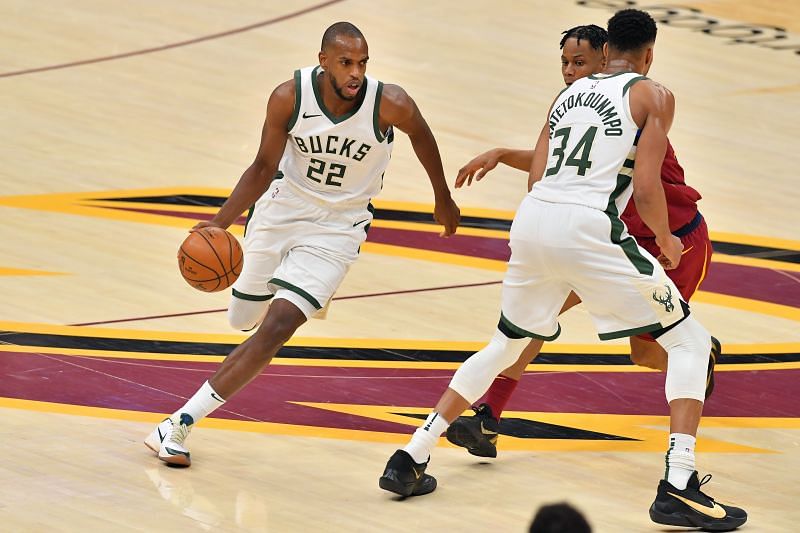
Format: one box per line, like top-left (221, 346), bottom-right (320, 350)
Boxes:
top-left (655, 234), bottom-right (683, 270)
top-left (190, 220), bottom-right (223, 233)
top-left (455, 149), bottom-right (502, 188)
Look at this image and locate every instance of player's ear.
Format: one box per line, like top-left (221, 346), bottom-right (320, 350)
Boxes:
top-left (318, 51), bottom-right (327, 69)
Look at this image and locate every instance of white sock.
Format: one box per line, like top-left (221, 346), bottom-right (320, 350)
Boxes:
top-left (403, 412), bottom-right (449, 464)
top-left (665, 432), bottom-right (696, 490)
top-left (174, 380), bottom-right (226, 425)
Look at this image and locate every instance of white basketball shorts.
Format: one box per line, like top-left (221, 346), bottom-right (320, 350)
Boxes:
top-left (230, 178), bottom-right (372, 318)
top-left (500, 195), bottom-right (688, 340)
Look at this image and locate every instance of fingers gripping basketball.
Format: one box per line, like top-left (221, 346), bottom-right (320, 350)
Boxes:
top-left (178, 227), bottom-right (243, 292)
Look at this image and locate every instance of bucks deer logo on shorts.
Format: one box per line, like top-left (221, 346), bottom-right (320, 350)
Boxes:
top-left (652, 285), bottom-right (675, 313)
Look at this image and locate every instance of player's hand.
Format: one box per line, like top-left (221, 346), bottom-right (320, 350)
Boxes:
top-left (190, 220), bottom-right (222, 233)
top-left (455, 149), bottom-right (503, 188)
top-left (656, 234), bottom-right (683, 270)
top-left (434, 196), bottom-right (461, 237)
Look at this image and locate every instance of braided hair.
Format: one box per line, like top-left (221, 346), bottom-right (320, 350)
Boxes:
top-left (559, 24), bottom-right (608, 51)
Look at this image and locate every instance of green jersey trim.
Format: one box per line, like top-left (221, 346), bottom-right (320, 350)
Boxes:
top-left (372, 81), bottom-right (386, 142)
top-left (622, 75), bottom-right (648, 96)
top-left (287, 69), bottom-right (302, 131)
top-left (269, 278), bottom-right (322, 309)
top-left (311, 66), bottom-right (366, 124)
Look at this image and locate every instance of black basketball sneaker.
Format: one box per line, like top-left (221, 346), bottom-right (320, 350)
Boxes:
top-left (445, 403), bottom-right (499, 458)
top-left (379, 450), bottom-right (437, 497)
top-left (650, 471), bottom-right (747, 531)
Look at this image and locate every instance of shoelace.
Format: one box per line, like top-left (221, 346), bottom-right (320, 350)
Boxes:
top-left (168, 420), bottom-right (190, 445)
top-left (697, 474), bottom-right (715, 501)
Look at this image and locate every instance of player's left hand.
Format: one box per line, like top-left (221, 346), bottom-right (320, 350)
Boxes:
top-left (455, 149), bottom-right (502, 188)
top-left (434, 196), bottom-right (461, 237)
top-left (656, 234), bottom-right (683, 270)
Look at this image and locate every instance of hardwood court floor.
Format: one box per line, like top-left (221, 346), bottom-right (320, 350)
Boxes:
top-left (1, 0), bottom-right (799, 531)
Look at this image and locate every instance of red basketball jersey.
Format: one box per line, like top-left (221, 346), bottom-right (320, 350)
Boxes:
top-left (621, 140), bottom-right (701, 238)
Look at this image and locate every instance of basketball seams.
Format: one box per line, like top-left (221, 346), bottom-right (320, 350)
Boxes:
top-left (196, 229), bottom-right (230, 285)
top-left (178, 227), bottom-right (242, 293)
top-left (223, 229), bottom-right (243, 276)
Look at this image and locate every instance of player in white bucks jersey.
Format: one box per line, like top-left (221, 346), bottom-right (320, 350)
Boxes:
top-left (145, 22), bottom-right (460, 474)
top-left (381, 10), bottom-right (746, 532)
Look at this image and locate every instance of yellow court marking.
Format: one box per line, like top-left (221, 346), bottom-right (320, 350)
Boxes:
top-left (4, 190), bottom-right (800, 277)
top-left (293, 403), bottom-right (781, 453)
top-left (712, 253), bottom-right (800, 273)
top-left (0, 267), bottom-right (65, 276)
top-left (1, 343), bottom-right (799, 372)
top-left (693, 292), bottom-right (800, 323)
top-left (361, 241), bottom-right (508, 271)
top-left (1, 397), bottom-right (791, 452)
top-left (709, 230), bottom-right (800, 252)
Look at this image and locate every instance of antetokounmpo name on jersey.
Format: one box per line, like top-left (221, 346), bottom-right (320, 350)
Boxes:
top-left (293, 135), bottom-right (372, 161)
top-left (549, 92), bottom-right (623, 137)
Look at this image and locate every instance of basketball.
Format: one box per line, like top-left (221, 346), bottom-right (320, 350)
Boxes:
top-left (177, 226), bottom-right (243, 292)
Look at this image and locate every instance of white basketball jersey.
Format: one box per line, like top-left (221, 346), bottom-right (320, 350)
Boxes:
top-left (279, 65), bottom-right (394, 206)
top-left (530, 72), bottom-right (646, 215)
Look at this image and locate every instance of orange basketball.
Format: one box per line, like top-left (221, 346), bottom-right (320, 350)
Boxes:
top-left (177, 226), bottom-right (243, 292)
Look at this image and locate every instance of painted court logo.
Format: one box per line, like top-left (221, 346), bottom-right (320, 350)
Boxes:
top-left (652, 284), bottom-right (674, 312)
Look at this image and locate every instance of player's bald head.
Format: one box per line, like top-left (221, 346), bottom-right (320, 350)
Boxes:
top-left (321, 22), bottom-right (365, 52)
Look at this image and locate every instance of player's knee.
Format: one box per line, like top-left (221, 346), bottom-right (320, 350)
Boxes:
top-left (254, 313), bottom-right (300, 346)
top-left (227, 299), bottom-right (269, 331)
top-left (656, 316), bottom-right (710, 402)
top-left (449, 331), bottom-right (529, 404)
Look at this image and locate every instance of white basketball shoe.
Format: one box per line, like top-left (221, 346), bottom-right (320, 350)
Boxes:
top-left (144, 413), bottom-right (194, 467)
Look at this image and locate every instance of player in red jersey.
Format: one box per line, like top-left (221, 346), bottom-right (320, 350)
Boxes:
top-left (448, 24), bottom-right (717, 458)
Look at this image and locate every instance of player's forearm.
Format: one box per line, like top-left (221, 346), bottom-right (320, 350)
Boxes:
top-left (409, 130), bottom-right (452, 201)
top-left (632, 186), bottom-right (672, 242)
top-left (212, 162), bottom-right (275, 228)
top-left (497, 149), bottom-right (534, 172)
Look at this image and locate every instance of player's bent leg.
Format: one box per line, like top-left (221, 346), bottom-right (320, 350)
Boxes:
top-left (648, 316), bottom-right (746, 529)
top-left (211, 298), bottom-right (308, 399)
top-left (629, 336), bottom-right (667, 370)
top-left (380, 330), bottom-right (530, 496)
top-left (147, 299), bottom-right (307, 467)
top-left (448, 331), bottom-right (531, 409)
top-left (445, 338), bottom-right (543, 458)
top-left (447, 292), bottom-right (580, 458)
top-left (227, 292), bottom-right (271, 331)
top-left (655, 315), bottom-right (709, 405)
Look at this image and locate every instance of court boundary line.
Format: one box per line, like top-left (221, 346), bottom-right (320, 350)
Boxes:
top-left (0, 0), bottom-right (345, 79)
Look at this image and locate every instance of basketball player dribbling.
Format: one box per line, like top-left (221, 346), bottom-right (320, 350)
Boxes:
top-left (144, 22), bottom-right (460, 472)
top-left (447, 24), bottom-right (717, 460)
top-left (380, 10), bottom-right (746, 530)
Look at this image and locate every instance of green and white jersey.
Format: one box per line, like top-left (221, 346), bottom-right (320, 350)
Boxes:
top-left (280, 65), bottom-right (393, 206)
top-left (530, 71), bottom-right (646, 215)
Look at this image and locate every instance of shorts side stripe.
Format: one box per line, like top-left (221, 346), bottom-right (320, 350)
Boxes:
top-left (499, 313), bottom-right (561, 341)
top-left (269, 278), bottom-right (322, 309)
top-left (598, 322), bottom-right (663, 341)
top-left (232, 288), bottom-right (273, 302)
